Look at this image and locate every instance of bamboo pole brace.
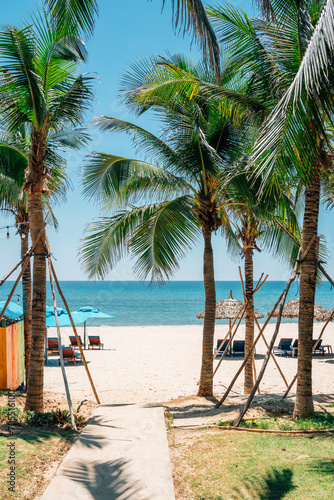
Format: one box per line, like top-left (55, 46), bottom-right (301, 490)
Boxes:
top-left (0, 224), bottom-right (46, 322)
top-left (213, 273), bottom-right (269, 381)
top-left (253, 315), bottom-right (289, 388)
top-left (275, 220), bottom-right (334, 287)
top-left (233, 247), bottom-right (303, 426)
top-left (253, 273), bottom-right (264, 293)
top-left (212, 301), bottom-right (247, 362)
top-left (212, 302), bottom-right (247, 378)
top-left (0, 249), bottom-right (31, 287)
top-left (238, 266), bottom-right (246, 301)
top-left (197, 302), bottom-right (248, 385)
top-left (45, 248), bottom-right (101, 405)
top-left (215, 288), bottom-right (286, 408)
top-left (283, 305), bottom-right (334, 398)
top-left (47, 251), bottom-right (77, 431)
top-left (252, 357), bottom-right (259, 394)
top-left (253, 274), bottom-right (268, 294)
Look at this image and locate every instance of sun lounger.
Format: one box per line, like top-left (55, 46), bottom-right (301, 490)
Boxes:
top-left (312, 339), bottom-right (325, 356)
top-left (232, 340), bottom-right (245, 356)
top-left (273, 338), bottom-right (292, 356)
top-left (69, 336), bottom-right (83, 350)
top-left (290, 339), bottom-right (298, 357)
top-left (88, 336), bottom-right (104, 349)
top-left (47, 337), bottom-right (59, 355)
top-left (214, 339), bottom-right (230, 358)
top-left (59, 347), bottom-right (82, 365)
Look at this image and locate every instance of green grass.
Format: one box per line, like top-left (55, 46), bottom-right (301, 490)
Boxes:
top-left (170, 429), bottom-right (334, 499)
top-left (231, 412), bottom-right (334, 432)
top-left (0, 427), bottom-right (74, 499)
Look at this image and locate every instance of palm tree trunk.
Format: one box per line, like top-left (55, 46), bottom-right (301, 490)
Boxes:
top-left (244, 246), bottom-right (254, 394)
top-left (21, 233), bottom-right (32, 389)
top-left (198, 226), bottom-right (216, 397)
top-left (25, 191), bottom-right (46, 412)
top-left (293, 169), bottom-right (320, 418)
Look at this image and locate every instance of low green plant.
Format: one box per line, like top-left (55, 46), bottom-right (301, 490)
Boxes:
top-left (164, 410), bottom-right (174, 429)
top-left (0, 405), bottom-right (87, 429)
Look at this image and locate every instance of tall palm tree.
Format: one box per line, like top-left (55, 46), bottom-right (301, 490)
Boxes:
top-left (81, 57), bottom-right (246, 396)
top-left (0, 131), bottom-right (31, 384)
top-left (207, 0), bottom-right (334, 417)
top-left (0, 128), bottom-right (72, 388)
top-left (0, 11), bottom-right (93, 411)
top-left (222, 168), bottom-right (299, 393)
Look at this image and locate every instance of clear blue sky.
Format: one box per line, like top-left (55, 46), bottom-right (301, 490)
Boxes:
top-left (0, 0), bottom-right (333, 281)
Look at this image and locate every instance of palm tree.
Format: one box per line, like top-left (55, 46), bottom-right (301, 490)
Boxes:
top-left (81, 57), bottom-right (246, 396)
top-left (0, 131), bottom-right (31, 384)
top-left (222, 168), bottom-right (299, 393)
top-left (207, 0), bottom-right (334, 417)
top-left (0, 127), bottom-right (71, 387)
top-left (0, 12), bottom-right (93, 411)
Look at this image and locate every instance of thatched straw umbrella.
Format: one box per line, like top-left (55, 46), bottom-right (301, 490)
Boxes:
top-left (270, 298), bottom-right (331, 322)
top-left (197, 290), bottom-right (264, 341)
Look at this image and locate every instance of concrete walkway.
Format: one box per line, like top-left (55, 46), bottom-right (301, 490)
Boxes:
top-left (41, 404), bottom-right (175, 500)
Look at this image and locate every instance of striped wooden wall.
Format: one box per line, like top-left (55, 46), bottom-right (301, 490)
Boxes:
top-left (0, 321), bottom-right (25, 390)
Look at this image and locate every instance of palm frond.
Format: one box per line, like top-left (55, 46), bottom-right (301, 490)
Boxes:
top-left (45, 0), bottom-right (98, 37)
top-left (164, 0), bottom-right (220, 80)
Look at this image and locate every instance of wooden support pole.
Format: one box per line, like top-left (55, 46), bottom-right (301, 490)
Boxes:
top-left (0, 225), bottom-right (46, 322)
top-left (212, 302), bottom-right (247, 378)
top-left (233, 248), bottom-right (302, 426)
top-left (275, 220), bottom-right (334, 288)
top-left (45, 243), bottom-right (101, 405)
top-left (213, 302), bottom-right (247, 362)
top-left (215, 289), bottom-right (286, 408)
top-left (253, 315), bottom-right (289, 389)
top-left (239, 267), bottom-right (246, 301)
top-left (47, 252), bottom-right (77, 431)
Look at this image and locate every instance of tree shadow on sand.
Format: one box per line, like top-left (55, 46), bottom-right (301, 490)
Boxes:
top-left (230, 468), bottom-right (295, 500)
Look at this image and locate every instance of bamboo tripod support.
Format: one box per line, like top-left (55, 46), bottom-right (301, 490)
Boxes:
top-left (44, 240), bottom-right (101, 405)
top-left (233, 247), bottom-right (303, 426)
top-left (213, 272), bottom-right (268, 383)
top-left (213, 272), bottom-right (266, 364)
top-left (215, 288), bottom-right (286, 408)
top-left (0, 225), bottom-right (47, 322)
top-left (47, 251), bottom-right (78, 431)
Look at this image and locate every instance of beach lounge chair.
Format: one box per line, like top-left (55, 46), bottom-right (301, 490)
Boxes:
top-left (59, 347), bottom-right (82, 365)
top-left (214, 339), bottom-right (230, 358)
top-left (69, 336), bottom-right (83, 350)
top-left (47, 337), bottom-right (59, 355)
top-left (232, 340), bottom-right (245, 356)
top-left (88, 336), bottom-right (104, 349)
top-left (312, 339), bottom-right (325, 356)
top-left (290, 339), bottom-right (298, 357)
top-left (273, 338), bottom-right (293, 356)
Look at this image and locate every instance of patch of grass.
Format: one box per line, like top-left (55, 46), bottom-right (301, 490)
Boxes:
top-left (234, 412), bottom-right (334, 432)
top-left (0, 427), bottom-right (74, 499)
top-left (169, 428), bottom-right (334, 499)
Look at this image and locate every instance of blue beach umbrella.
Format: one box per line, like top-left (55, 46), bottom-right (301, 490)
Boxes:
top-left (76, 306), bottom-right (115, 348)
top-left (0, 300), bottom-right (23, 321)
top-left (45, 310), bottom-right (89, 327)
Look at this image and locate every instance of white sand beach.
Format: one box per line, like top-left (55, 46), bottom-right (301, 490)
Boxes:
top-left (44, 323), bottom-right (334, 407)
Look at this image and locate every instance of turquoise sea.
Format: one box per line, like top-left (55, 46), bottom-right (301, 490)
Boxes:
top-left (1, 281), bottom-right (334, 326)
